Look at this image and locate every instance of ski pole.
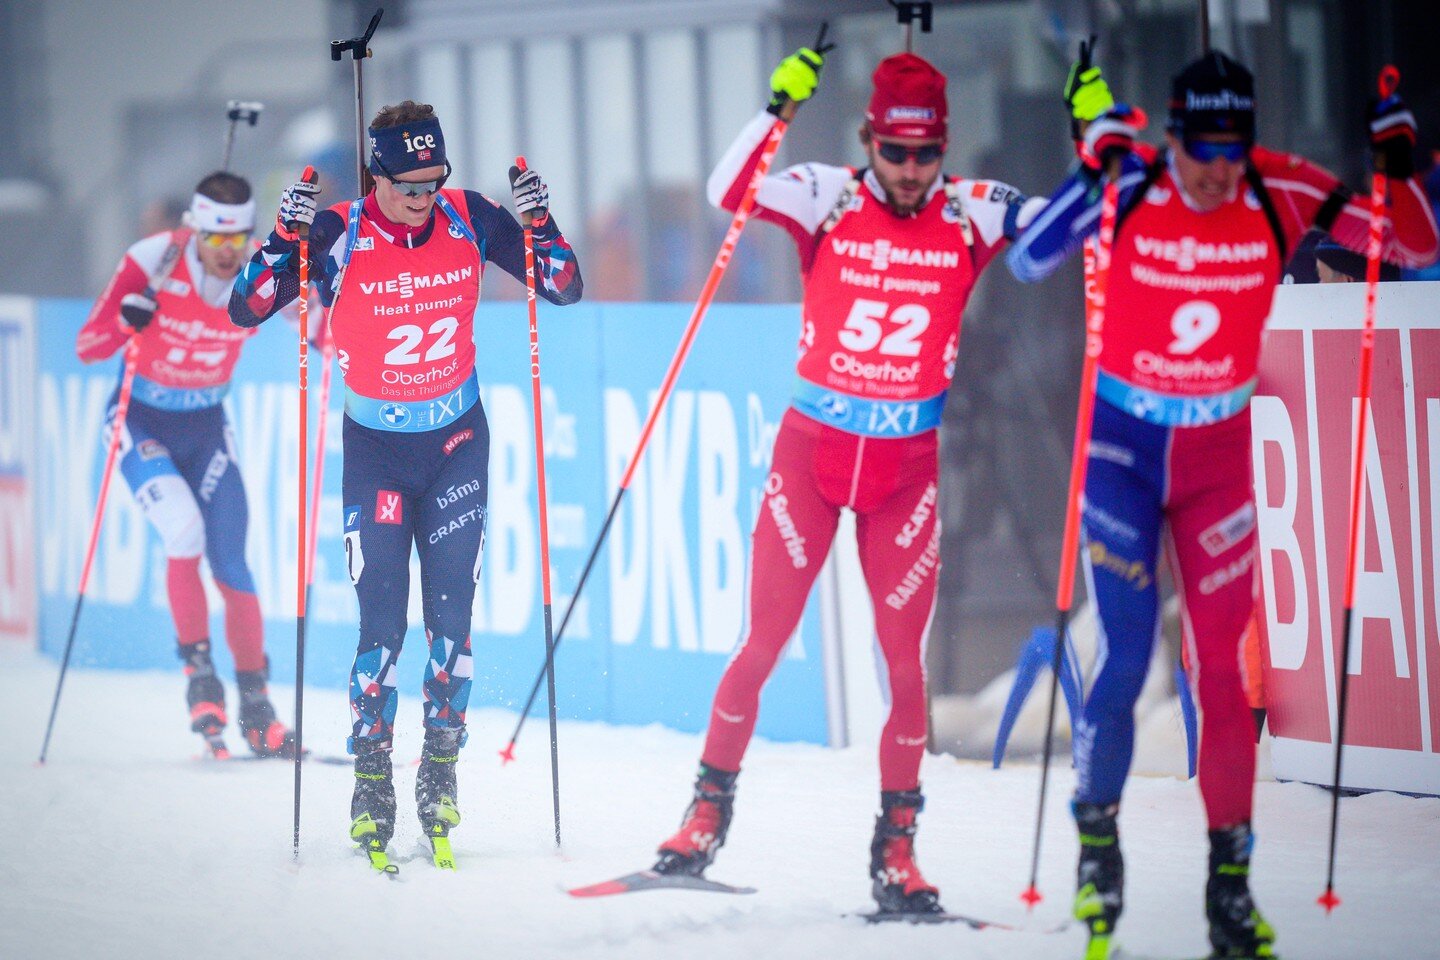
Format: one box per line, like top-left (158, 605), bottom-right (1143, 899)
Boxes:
top-left (38, 228), bottom-right (190, 764)
top-left (222, 101), bottom-right (264, 172)
top-left (1317, 64), bottom-right (1400, 916)
top-left (1020, 153), bottom-right (1124, 910)
top-left (513, 156), bottom-right (564, 846)
top-left (497, 24), bottom-right (831, 765)
top-left (291, 165), bottom-right (318, 861)
top-left (38, 337), bottom-right (141, 764)
top-left (888, 1), bottom-right (933, 53)
top-left (332, 8), bottom-right (383, 195)
top-left (304, 327), bottom-right (333, 615)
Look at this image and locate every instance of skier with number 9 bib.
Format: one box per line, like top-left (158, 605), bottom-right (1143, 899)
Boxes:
top-left (77, 171), bottom-right (297, 761)
top-left (1007, 51), bottom-right (1437, 959)
top-left (229, 100), bottom-right (582, 868)
top-left (650, 48), bottom-right (1045, 915)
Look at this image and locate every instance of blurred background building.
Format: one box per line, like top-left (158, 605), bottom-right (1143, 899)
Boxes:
top-left (2, 0), bottom-right (1436, 698)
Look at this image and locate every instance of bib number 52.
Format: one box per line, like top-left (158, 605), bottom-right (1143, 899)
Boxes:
top-left (384, 316), bottom-right (459, 365)
top-left (838, 299), bottom-right (930, 357)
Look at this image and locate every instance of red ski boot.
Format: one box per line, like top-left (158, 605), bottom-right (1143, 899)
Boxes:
top-left (654, 764), bottom-right (738, 877)
top-left (869, 788), bottom-right (943, 915)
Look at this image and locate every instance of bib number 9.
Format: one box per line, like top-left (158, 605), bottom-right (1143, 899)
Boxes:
top-left (1167, 300), bottom-right (1221, 355)
top-left (838, 299), bottom-right (930, 357)
top-left (384, 316), bottom-right (460, 365)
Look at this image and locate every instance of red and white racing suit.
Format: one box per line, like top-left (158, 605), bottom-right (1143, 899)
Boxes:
top-left (701, 111), bottom-right (1043, 790)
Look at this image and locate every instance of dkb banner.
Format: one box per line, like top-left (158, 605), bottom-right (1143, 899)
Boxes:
top-left (31, 299), bottom-right (830, 746)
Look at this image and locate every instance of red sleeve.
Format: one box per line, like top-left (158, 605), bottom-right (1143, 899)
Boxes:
top-left (77, 251), bottom-right (150, 363)
top-left (1255, 146), bottom-right (1440, 269)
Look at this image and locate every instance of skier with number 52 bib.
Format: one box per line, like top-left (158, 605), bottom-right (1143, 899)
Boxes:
top-left (650, 49), bottom-right (1045, 915)
top-left (229, 100), bottom-right (582, 867)
top-left (1007, 51), bottom-right (1437, 959)
top-left (77, 171), bottom-right (296, 762)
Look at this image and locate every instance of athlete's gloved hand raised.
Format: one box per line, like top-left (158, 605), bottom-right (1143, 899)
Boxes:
top-left (767, 39), bottom-right (835, 117)
top-left (1064, 36), bottom-right (1115, 138)
top-left (508, 164), bottom-right (550, 225)
top-left (275, 178), bottom-right (321, 241)
top-left (1369, 88), bottom-right (1417, 179)
top-left (1081, 105), bottom-right (1148, 174)
top-left (119, 291), bottom-right (157, 333)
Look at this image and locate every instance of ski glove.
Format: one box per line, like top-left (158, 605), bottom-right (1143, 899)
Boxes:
top-left (508, 165), bottom-right (550, 225)
top-left (1081, 106), bottom-right (1146, 173)
top-left (1064, 38), bottom-right (1114, 125)
top-left (275, 179), bottom-right (321, 241)
top-left (768, 46), bottom-right (829, 116)
top-left (1369, 92), bottom-right (1417, 179)
top-left (119, 291), bottom-right (157, 333)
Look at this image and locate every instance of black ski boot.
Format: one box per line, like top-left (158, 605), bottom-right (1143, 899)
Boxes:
top-left (236, 660), bottom-right (297, 758)
top-left (350, 747), bottom-right (397, 865)
top-left (869, 788), bottom-right (943, 915)
top-left (1073, 801), bottom-right (1124, 960)
top-left (178, 640), bottom-right (229, 758)
top-left (1206, 822), bottom-right (1277, 959)
top-left (654, 763), bottom-right (738, 877)
top-left (416, 726), bottom-right (464, 839)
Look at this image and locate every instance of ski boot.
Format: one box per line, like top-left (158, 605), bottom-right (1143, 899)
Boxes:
top-left (1206, 822), bottom-right (1278, 959)
top-left (417, 726), bottom-right (464, 868)
top-left (869, 788), bottom-right (943, 915)
top-left (237, 661), bottom-right (297, 758)
top-left (178, 640), bottom-right (229, 759)
top-left (654, 763), bottom-right (738, 877)
top-left (351, 747), bottom-right (398, 871)
top-left (1073, 801), bottom-right (1124, 960)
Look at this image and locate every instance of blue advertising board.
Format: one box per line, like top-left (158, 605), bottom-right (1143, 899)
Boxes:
top-left (32, 298), bottom-right (831, 746)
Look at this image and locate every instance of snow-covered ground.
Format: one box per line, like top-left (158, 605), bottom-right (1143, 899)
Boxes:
top-left (4, 642), bottom-right (1437, 960)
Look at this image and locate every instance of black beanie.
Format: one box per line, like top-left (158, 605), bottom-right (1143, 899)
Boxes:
top-left (1168, 51), bottom-right (1256, 143)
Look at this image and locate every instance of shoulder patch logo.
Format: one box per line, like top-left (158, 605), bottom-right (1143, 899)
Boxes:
top-left (353, 237), bottom-right (375, 252)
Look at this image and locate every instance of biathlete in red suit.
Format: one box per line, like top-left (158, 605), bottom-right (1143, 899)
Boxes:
top-left (229, 101), bottom-right (582, 862)
top-left (77, 171), bottom-right (296, 760)
top-left (1008, 52), bottom-right (1438, 959)
top-left (651, 49), bottom-right (1045, 915)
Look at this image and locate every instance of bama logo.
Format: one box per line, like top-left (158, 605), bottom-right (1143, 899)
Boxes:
top-left (830, 237), bottom-right (961, 272)
top-left (359, 266), bottom-right (474, 300)
top-left (1133, 235), bottom-right (1269, 273)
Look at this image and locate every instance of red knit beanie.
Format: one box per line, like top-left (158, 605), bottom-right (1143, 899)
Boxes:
top-left (866, 53), bottom-right (948, 140)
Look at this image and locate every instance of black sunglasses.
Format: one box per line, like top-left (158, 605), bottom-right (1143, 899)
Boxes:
top-left (373, 155), bottom-right (452, 196)
top-left (875, 141), bottom-right (944, 165)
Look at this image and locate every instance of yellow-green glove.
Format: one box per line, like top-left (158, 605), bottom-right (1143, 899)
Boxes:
top-left (768, 47), bottom-right (827, 116)
top-left (1063, 37), bottom-right (1114, 124)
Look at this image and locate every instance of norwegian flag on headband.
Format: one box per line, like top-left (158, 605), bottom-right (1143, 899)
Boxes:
top-left (865, 52), bottom-right (948, 141)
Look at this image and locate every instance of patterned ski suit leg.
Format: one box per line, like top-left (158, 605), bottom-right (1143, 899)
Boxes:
top-left (1165, 409), bottom-right (1258, 830)
top-left (701, 410), bottom-right (841, 772)
top-left (341, 405), bottom-right (488, 753)
top-left (852, 431), bottom-right (941, 792)
top-left (1074, 399), bottom-right (1166, 807)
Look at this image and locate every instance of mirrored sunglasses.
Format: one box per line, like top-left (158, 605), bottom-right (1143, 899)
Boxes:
top-left (198, 231), bottom-right (251, 249)
top-left (380, 159), bottom-right (453, 197)
top-left (876, 141), bottom-right (944, 165)
top-left (1183, 138), bottom-right (1248, 164)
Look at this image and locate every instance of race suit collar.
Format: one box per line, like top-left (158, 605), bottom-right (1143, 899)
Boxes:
top-left (363, 191), bottom-right (435, 248)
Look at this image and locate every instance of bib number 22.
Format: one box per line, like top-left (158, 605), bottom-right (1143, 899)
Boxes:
top-left (384, 316), bottom-right (459, 365)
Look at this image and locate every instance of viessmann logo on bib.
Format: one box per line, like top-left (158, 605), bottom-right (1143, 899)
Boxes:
top-left (359, 266), bottom-right (475, 300)
top-left (1132, 236), bottom-right (1269, 273)
top-left (830, 237), bottom-right (961, 273)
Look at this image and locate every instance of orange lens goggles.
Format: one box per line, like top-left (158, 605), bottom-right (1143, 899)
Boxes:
top-left (199, 231), bottom-right (251, 249)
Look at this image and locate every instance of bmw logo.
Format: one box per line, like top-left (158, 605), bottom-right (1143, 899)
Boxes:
top-left (1126, 392), bottom-right (1160, 420)
top-left (448, 222), bottom-right (465, 239)
top-left (380, 403), bottom-right (412, 427)
top-left (818, 393), bottom-right (851, 422)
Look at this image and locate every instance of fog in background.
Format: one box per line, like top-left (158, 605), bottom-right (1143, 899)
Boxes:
top-left (3, 0), bottom-right (1435, 695)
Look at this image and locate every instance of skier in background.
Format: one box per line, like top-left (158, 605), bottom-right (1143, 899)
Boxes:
top-left (77, 171), bottom-right (297, 760)
top-left (1008, 49), bottom-right (1438, 959)
top-left (229, 100), bottom-right (582, 867)
top-left (650, 48), bottom-right (1045, 915)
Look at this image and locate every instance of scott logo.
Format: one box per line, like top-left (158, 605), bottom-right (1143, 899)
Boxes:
top-left (376, 490), bottom-right (403, 525)
top-left (403, 131), bottom-right (437, 154)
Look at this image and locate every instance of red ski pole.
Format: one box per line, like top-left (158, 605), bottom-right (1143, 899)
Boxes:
top-left (1317, 64), bottom-right (1400, 915)
top-left (1021, 155), bottom-right (1124, 910)
top-left (291, 165), bottom-right (317, 861)
top-left (513, 156), bottom-right (564, 846)
top-left (305, 320), bottom-right (334, 612)
top-left (38, 336), bottom-right (142, 764)
top-left (497, 52), bottom-right (820, 765)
